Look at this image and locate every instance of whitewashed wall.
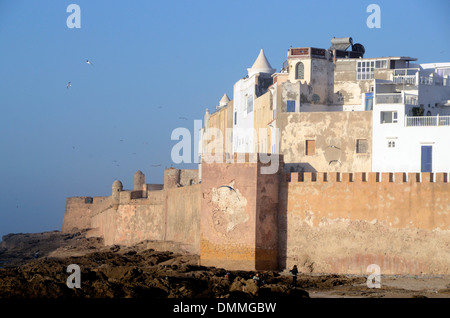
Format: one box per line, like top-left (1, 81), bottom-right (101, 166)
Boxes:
top-left (372, 103), bottom-right (450, 172)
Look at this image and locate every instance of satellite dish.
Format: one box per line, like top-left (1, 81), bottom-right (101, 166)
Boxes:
top-left (352, 43), bottom-right (365, 55)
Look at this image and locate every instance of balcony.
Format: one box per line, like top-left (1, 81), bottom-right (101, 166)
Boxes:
top-left (405, 115), bottom-right (450, 127)
top-left (376, 93), bottom-right (418, 105)
top-left (392, 68), bottom-right (419, 85)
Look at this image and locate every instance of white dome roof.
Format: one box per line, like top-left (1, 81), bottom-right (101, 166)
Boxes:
top-left (219, 94), bottom-right (230, 106)
top-left (247, 49), bottom-right (275, 77)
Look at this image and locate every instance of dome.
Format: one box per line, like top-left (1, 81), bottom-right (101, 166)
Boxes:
top-left (219, 94), bottom-right (230, 107)
top-left (112, 180), bottom-right (123, 190)
top-left (247, 49), bottom-right (276, 77)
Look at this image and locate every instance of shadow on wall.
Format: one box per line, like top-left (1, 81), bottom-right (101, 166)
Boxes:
top-left (284, 162), bottom-right (317, 174)
top-left (277, 172), bottom-right (289, 271)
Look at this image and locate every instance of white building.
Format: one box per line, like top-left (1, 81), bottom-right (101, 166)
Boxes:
top-left (200, 37), bottom-right (450, 174)
top-left (372, 63), bottom-right (450, 172)
top-left (233, 49), bottom-right (275, 153)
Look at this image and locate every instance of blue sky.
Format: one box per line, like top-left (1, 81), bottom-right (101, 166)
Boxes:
top-left (0, 0), bottom-right (449, 239)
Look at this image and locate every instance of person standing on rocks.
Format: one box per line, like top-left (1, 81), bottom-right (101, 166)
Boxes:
top-left (290, 265), bottom-right (299, 287)
top-left (253, 273), bottom-right (261, 286)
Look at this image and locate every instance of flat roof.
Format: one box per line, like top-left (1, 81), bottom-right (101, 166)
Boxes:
top-left (337, 56), bottom-right (418, 61)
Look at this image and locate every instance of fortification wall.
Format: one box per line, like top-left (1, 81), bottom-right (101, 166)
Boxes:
top-left (279, 172), bottom-right (450, 275)
top-left (62, 196), bottom-right (111, 233)
top-left (62, 165), bottom-right (450, 275)
top-left (200, 154), bottom-right (282, 270)
top-left (88, 186), bottom-right (201, 251)
top-left (165, 184), bottom-right (201, 253)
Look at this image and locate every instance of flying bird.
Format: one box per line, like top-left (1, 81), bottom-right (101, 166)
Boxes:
top-left (86, 60), bottom-right (93, 65)
top-left (329, 160), bottom-right (341, 165)
top-left (66, 82), bottom-right (71, 89)
top-left (327, 145), bottom-right (341, 150)
top-left (179, 117), bottom-right (188, 120)
top-left (151, 164), bottom-right (162, 167)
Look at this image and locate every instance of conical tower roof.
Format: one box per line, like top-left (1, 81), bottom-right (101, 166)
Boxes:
top-left (219, 93), bottom-right (230, 107)
top-left (247, 49), bottom-right (275, 77)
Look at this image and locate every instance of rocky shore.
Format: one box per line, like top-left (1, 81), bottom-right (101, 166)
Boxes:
top-left (1, 231), bottom-right (449, 299)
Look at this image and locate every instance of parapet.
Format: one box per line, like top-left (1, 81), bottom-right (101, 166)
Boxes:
top-left (287, 172), bottom-right (450, 183)
top-left (164, 168), bottom-right (199, 189)
top-left (202, 152), bottom-right (284, 165)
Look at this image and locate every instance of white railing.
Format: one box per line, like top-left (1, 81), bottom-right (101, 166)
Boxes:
top-left (393, 75), bottom-right (417, 85)
top-left (405, 115), bottom-right (450, 127)
top-left (392, 68), bottom-right (419, 85)
top-left (376, 93), bottom-right (418, 105)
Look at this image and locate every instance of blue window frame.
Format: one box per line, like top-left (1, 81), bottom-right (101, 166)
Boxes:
top-left (287, 100), bottom-right (295, 112)
top-left (421, 146), bottom-right (432, 172)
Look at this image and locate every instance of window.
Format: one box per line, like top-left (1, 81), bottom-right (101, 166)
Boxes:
top-left (296, 62), bottom-right (304, 80)
top-left (247, 95), bottom-right (253, 113)
top-left (365, 93), bottom-right (373, 111)
top-left (287, 100), bottom-right (295, 112)
top-left (375, 60), bottom-right (387, 69)
top-left (357, 59), bottom-right (387, 80)
top-left (306, 140), bottom-right (315, 156)
top-left (356, 139), bottom-right (368, 153)
top-left (357, 60), bottom-right (374, 80)
top-left (234, 112), bottom-right (237, 125)
top-left (380, 111), bottom-right (398, 124)
top-left (388, 141), bottom-right (396, 148)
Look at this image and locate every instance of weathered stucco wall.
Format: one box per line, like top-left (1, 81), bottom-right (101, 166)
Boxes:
top-left (88, 186), bottom-right (201, 252)
top-left (90, 191), bottom-right (165, 246)
top-left (64, 169), bottom-right (201, 253)
top-left (200, 154), bottom-right (282, 270)
top-left (62, 196), bottom-right (111, 233)
top-left (278, 111), bottom-right (372, 172)
top-left (165, 184), bottom-right (201, 253)
top-left (62, 165), bottom-right (449, 275)
top-left (279, 171), bottom-right (450, 275)
top-left (206, 101), bottom-right (233, 155)
top-left (200, 158), bottom-right (258, 270)
top-left (254, 91), bottom-right (273, 153)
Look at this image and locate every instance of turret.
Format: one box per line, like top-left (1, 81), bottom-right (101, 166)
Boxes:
top-left (112, 180), bottom-right (123, 206)
top-left (134, 170), bottom-right (145, 191)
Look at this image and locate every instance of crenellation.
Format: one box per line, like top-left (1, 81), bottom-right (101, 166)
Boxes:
top-left (422, 172), bottom-right (433, 183)
top-left (408, 172), bottom-right (421, 183)
top-left (317, 172), bottom-right (328, 182)
top-left (381, 172), bottom-right (392, 183)
top-left (283, 170), bottom-right (450, 185)
top-left (394, 172), bottom-right (406, 183)
top-left (341, 172), bottom-right (351, 182)
top-left (62, 156), bottom-right (450, 275)
top-left (290, 172), bottom-right (299, 182)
